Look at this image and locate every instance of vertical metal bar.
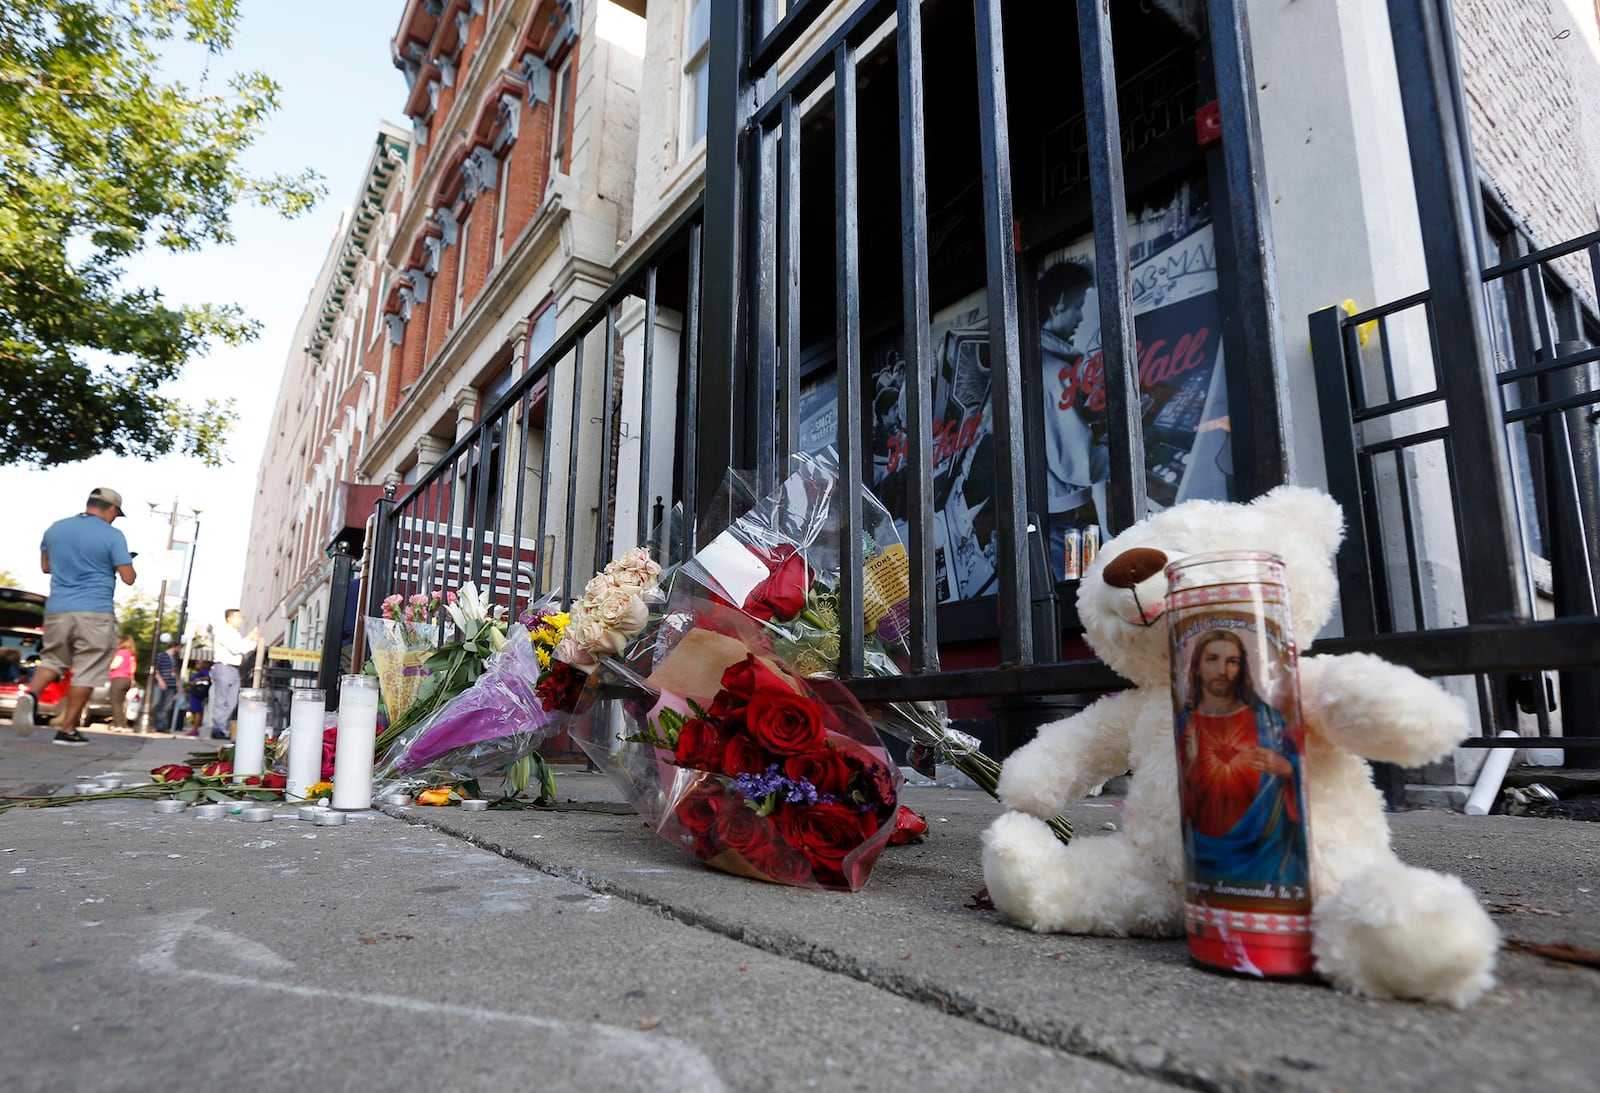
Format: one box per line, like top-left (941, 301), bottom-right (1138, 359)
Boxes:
top-left (443, 456), bottom-right (458, 599)
top-left (536, 375), bottom-right (555, 597)
top-left (427, 478), bottom-right (444, 601)
top-left (1075, 0), bottom-right (1145, 535)
top-left (698, 0), bottom-right (752, 514)
top-left (895, 0), bottom-right (937, 673)
top-left (778, 95), bottom-right (801, 466)
top-left (1308, 306), bottom-right (1379, 635)
top-left (598, 303), bottom-right (618, 571)
top-left (1206, 0), bottom-right (1291, 497)
top-left (834, 42), bottom-right (866, 678)
top-left (490, 425), bottom-right (507, 603)
top-left (470, 432), bottom-right (489, 597)
top-left (682, 221), bottom-right (704, 561)
top-left (564, 335), bottom-right (586, 595)
top-left (513, 386), bottom-right (533, 610)
top-left (972, 0), bottom-right (1031, 665)
top-left (1396, 448), bottom-right (1428, 628)
top-left (318, 541), bottom-right (354, 703)
top-left (1357, 449), bottom-right (1396, 631)
top-left (1386, 0), bottom-right (1529, 623)
top-left (755, 120), bottom-right (782, 487)
top-left (1526, 264), bottom-right (1557, 359)
top-left (637, 267), bottom-right (659, 545)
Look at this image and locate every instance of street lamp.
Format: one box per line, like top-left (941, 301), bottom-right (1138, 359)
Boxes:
top-left (141, 499), bottom-right (202, 732)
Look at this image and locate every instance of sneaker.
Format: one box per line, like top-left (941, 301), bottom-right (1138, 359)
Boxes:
top-left (52, 730), bottom-right (89, 747)
top-left (12, 693), bottom-right (35, 737)
top-left (210, 731), bottom-right (230, 740)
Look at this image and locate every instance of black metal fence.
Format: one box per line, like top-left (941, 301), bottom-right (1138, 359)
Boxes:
top-left (1308, 224), bottom-right (1600, 758)
top-left (362, 200), bottom-right (705, 623)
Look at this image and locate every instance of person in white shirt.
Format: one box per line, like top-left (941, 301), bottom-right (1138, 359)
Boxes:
top-left (210, 609), bottom-right (258, 741)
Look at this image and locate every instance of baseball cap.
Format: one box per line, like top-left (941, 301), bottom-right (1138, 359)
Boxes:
top-left (88, 487), bottom-right (126, 517)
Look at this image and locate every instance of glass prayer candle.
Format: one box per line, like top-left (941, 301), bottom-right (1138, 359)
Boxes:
top-left (286, 688), bottom-right (326, 801)
top-left (232, 689), bottom-right (270, 781)
top-left (332, 675), bottom-right (380, 811)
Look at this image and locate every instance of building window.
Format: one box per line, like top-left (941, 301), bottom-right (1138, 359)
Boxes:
top-left (549, 56), bottom-right (574, 182)
top-left (527, 297), bottom-right (557, 369)
top-left (681, 0), bottom-right (710, 155)
top-left (495, 153), bottom-right (513, 263)
top-left (455, 213), bottom-right (471, 321)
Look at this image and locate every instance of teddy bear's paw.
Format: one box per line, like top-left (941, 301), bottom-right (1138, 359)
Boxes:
top-left (1312, 860), bottom-right (1498, 1007)
top-left (982, 813), bottom-right (1182, 937)
top-left (995, 759), bottom-right (1075, 820)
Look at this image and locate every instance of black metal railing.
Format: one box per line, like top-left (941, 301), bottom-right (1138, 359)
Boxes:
top-left (363, 199), bottom-right (705, 624)
top-left (1308, 224), bottom-right (1600, 757)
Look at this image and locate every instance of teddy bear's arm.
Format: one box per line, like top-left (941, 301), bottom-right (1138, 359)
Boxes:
top-left (1298, 653), bottom-right (1471, 766)
top-left (995, 692), bottom-right (1137, 819)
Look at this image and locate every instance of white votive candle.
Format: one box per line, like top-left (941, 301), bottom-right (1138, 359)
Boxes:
top-left (331, 675), bottom-right (380, 811)
top-left (233, 689), bottom-right (270, 781)
top-left (286, 688), bottom-right (326, 801)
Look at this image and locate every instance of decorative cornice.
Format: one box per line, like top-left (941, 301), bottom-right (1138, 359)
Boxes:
top-left (306, 128), bottom-right (410, 365)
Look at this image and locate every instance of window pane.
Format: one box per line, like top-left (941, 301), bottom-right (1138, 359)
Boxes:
top-left (688, 0), bottom-right (710, 52)
top-left (689, 59), bottom-right (708, 146)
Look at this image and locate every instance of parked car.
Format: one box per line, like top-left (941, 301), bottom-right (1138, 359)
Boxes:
top-left (0, 587), bottom-right (65, 726)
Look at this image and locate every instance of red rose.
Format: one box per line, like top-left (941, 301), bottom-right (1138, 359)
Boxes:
top-left (849, 751), bottom-right (899, 813)
top-left (321, 727), bottom-right (339, 782)
top-left (888, 806), bottom-right (929, 845)
top-left (676, 786), bottom-right (724, 836)
top-left (716, 654), bottom-right (792, 706)
top-left (674, 717), bottom-right (728, 773)
top-left (150, 764), bottom-right (192, 784)
top-left (536, 661), bottom-right (586, 712)
top-left (743, 545), bottom-right (810, 622)
top-left (756, 847), bottom-right (816, 887)
top-left (200, 760), bottom-right (233, 779)
top-left (712, 799), bottom-right (774, 861)
top-left (783, 748), bottom-right (853, 796)
top-left (744, 687), bottom-right (826, 756)
top-left (722, 733), bottom-right (770, 776)
top-left (242, 771), bottom-right (289, 790)
top-left (777, 800), bottom-right (876, 876)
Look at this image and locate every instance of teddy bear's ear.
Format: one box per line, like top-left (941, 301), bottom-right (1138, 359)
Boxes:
top-left (1250, 486), bottom-right (1345, 559)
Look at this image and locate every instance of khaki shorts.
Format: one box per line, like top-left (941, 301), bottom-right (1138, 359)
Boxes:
top-left (40, 612), bottom-right (118, 689)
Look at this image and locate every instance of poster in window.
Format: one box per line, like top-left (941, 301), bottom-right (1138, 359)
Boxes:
top-left (1037, 181), bottom-right (1231, 580)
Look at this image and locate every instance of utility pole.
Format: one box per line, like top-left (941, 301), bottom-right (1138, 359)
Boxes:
top-left (142, 499), bottom-right (201, 731)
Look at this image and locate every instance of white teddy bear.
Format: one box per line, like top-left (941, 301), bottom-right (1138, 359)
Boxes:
top-left (981, 486), bottom-right (1499, 1006)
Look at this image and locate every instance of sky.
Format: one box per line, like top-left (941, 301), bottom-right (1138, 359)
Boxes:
top-left (0, 1), bottom-right (405, 639)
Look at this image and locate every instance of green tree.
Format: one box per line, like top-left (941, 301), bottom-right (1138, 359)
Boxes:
top-left (0, 0), bottom-right (323, 467)
top-left (117, 589), bottom-right (179, 676)
top-left (0, 568), bottom-right (21, 589)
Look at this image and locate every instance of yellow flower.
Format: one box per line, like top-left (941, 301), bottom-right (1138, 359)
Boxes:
top-left (305, 782), bottom-right (334, 801)
top-left (536, 646), bottom-right (552, 669)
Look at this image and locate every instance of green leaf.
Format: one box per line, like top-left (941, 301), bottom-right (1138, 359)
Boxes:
top-left (204, 789), bottom-right (230, 803)
top-left (178, 787), bottom-right (201, 803)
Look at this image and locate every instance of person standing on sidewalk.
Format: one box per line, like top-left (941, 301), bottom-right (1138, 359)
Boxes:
top-left (150, 641), bottom-right (181, 733)
top-left (13, 488), bottom-right (137, 746)
top-left (210, 609), bottom-right (258, 741)
top-left (107, 635), bottom-right (137, 730)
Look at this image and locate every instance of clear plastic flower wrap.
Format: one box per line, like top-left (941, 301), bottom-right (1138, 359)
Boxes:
top-left (365, 615), bottom-right (437, 725)
top-left (372, 623), bottom-right (571, 797)
top-left (569, 597), bottom-right (901, 891)
top-left (675, 448), bottom-right (1072, 842)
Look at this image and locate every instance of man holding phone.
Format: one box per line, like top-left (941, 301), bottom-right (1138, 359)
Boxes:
top-left (13, 488), bottom-right (137, 745)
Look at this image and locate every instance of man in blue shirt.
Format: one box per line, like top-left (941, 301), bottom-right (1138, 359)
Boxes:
top-left (13, 488), bottom-right (137, 745)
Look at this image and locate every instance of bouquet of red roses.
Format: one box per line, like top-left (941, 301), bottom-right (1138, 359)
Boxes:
top-left (569, 598), bottom-right (900, 891)
top-left (676, 449), bottom-right (1072, 843)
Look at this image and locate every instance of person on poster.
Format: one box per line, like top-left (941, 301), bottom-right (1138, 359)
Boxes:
top-left (1038, 261), bottom-right (1109, 578)
top-left (1177, 628), bottom-right (1307, 889)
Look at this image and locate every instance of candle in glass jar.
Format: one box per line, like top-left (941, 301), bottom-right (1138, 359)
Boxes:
top-left (286, 688), bottom-right (326, 801)
top-left (233, 688), bottom-right (270, 781)
top-left (331, 675), bottom-right (380, 811)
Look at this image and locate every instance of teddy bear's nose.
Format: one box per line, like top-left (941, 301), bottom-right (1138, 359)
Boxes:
top-left (1103, 547), bottom-right (1169, 589)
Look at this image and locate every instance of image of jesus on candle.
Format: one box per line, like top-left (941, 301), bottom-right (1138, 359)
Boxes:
top-left (1177, 628), bottom-right (1307, 891)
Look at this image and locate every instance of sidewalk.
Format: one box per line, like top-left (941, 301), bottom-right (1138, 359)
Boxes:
top-left (2, 722), bottom-right (1597, 1091)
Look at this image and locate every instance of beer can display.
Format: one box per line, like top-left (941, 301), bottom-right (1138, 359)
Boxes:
top-left (1062, 528), bottom-right (1083, 580)
top-left (1166, 551), bottom-right (1313, 978)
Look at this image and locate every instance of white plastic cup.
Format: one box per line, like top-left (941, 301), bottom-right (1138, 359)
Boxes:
top-left (232, 689), bottom-right (270, 780)
top-left (331, 675), bottom-right (380, 811)
top-left (286, 688), bottom-right (326, 801)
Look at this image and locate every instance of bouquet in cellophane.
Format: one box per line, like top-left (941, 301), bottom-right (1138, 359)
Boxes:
top-left (366, 592), bottom-right (440, 724)
top-left (676, 448), bottom-right (1072, 843)
top-left (570, 596), bottom-right (900, 890)
top-left (372, 593), bottom-right (576, 804)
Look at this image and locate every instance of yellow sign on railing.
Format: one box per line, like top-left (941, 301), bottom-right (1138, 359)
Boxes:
top-left (267, 646), bottom-right (323, 663)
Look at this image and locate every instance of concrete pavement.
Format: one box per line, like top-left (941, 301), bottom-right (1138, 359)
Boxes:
top-left (2, 722), bottom-right (1597, 1092)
